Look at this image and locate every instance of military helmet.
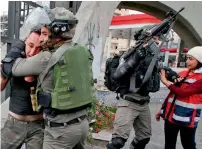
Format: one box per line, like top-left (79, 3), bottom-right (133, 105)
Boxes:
top-left (23, 7), bottom-right (78, 39)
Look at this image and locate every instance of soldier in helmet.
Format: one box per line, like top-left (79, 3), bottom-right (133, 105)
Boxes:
top-left (4, 7), bottom-right (95, 149)
top-left (106, 25), bottom-right (162, 149)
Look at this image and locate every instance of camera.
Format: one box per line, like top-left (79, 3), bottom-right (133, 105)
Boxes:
top-left (161, 66), bottom-right (179, 82)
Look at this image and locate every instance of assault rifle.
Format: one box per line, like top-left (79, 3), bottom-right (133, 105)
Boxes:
top-left (122, 7), bottom-right (185, 61)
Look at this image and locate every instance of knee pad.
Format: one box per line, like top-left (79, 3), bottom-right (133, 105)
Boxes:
top-left (106, 143), bottom-right (118, 149)
top-left (106, 137), bottom-right (126, 149)
top-left (131, 138), bottom-right (150, 149)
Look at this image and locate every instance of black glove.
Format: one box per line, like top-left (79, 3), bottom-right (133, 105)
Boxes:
top-left (1, 40), bottom-right (25, 78)
top-left (136, 47), bottom-right (146, 59)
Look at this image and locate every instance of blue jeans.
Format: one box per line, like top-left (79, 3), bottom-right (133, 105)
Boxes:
top-left (164, 120), bottom-right (197, 149)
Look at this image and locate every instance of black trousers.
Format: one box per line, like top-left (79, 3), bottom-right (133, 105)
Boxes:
top-left (164, 120), bottom-right (197, 149)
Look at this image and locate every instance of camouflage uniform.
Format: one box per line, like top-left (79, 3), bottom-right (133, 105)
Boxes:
top-left (1, 115), bottom-right (44, 149)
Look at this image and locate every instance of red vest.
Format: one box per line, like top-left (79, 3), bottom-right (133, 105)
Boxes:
top-left (161, 69), bottom-right (202, 128)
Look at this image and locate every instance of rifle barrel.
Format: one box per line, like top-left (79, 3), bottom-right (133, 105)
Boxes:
top-left (122, 7), bottom-right (185, 60)
top-left (172, 7), bottom-right (185, 19)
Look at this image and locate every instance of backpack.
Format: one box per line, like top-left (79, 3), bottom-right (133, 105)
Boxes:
top-left (104, 54), bottom-right (130, 94)
top-left (104, 55), bottom-right (120, 91)
top-left (37, 43), bottom-right (95, 111)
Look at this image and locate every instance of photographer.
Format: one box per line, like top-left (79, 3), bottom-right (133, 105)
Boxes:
top-left (156, 46), bottom-right (202, 149)
top-left (106, 33), bottom-right (161, 149)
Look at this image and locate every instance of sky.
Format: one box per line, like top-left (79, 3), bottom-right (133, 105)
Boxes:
top-left (0, 0), bottom-right (8, 15)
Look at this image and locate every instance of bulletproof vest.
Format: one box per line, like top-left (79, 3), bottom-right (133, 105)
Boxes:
top-left (37, 44), bottom-right (95, 113)
top-left (9, 77), bottom-right (37, 115)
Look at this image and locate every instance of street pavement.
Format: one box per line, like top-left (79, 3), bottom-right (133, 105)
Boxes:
top-left (86, 88), bottom-right (202, 149)
top-left (86, 102), bottom-right (202, 149)
top-left (1, 88), bottom-right (202, 149)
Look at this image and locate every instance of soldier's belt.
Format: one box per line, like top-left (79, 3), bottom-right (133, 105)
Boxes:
top-left (45, 115), bottom-right (87, 127)
top-left (124, 96), bottom-right (149, 105)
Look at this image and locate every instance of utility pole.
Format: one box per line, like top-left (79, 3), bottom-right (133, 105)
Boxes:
top-left (177, 39), bottom-right (185, 67)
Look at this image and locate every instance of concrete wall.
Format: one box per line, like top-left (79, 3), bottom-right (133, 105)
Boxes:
top-left (120, 1), bottom-right (202, 48)
top-left (73, 1), bottom-right (202, 78)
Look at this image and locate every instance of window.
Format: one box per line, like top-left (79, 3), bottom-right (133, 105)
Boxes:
top-left (170, 42), bottom-right (178, 48)
top-left (111, 43), bottom-right (118, 49)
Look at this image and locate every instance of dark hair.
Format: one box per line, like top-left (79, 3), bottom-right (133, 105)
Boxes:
top-left (29, 25), bottom-right (42, 35)
top-left (196, 62), bottom-right (202, 69)
top-left (24, 25), bottom-right (41, 42)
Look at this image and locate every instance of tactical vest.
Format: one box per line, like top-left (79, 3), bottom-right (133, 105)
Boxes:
top-left (134, 54), bottom-right (160, 93)
top-left (104, 52), bottom-right (159, 96)
top-left (37, 44), bottom-right (95, 112)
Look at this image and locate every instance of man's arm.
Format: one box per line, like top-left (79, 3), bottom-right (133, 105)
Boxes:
top-left (1, 77), bottom-right (8, 91)
top-left (12, 51), bottom-right (51, 76)
top-left (1, 64), bottom-right (8, 91)
top-left (1, 40), bottom-right (25, 79)
top-left (113, 48), bottom-right (146, 80)
top-left (168, 79), bottom-right (202, 97)
top-left (0, 64), bottom-right (8, 91)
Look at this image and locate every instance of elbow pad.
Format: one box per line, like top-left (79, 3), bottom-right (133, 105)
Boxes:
top-left (6, 40), bottom-right (25, 59)
top-left (1, 40), bottom-right (25, 78)
top-left (113, 54), bottom-right (140, 80)
top-left (113, 47), bottom-right (146, 80)
top-left (1, 58), bottom-right (15, 78)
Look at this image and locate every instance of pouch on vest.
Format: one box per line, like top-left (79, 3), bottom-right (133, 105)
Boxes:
top-left (37, 91), bottom-right (51, 108)
top-left (145, 61), bottom-right (160, 92)
top-left (134, 55), bottom-right (160, 93)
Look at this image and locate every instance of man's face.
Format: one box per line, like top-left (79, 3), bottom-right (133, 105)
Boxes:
top-left (25, 32), bottom-right (41, 57)
top-left (39, 26), bottom-right (53, 49)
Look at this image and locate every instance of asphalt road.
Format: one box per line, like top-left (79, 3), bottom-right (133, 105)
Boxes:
top-left (86, 102), bottom-right (202, 149)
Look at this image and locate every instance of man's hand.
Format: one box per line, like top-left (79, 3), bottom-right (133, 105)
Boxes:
top-left (1, 40), bottom-right (25, 78)
top-left (136, 47), bottom-right (146, 59)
